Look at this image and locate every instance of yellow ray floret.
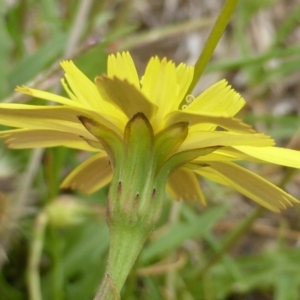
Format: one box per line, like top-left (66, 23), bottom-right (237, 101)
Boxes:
top-left (196, 162), bottom-right (299, 213)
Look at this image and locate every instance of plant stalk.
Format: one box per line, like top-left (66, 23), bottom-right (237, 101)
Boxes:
top-left (184, 0), bottom-right (240, 99)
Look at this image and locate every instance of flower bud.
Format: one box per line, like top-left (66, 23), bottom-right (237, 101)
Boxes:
top-left (45, 195), bottom-right (94, 228)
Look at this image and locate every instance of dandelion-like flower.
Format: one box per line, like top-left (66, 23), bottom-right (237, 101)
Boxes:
top-left (0, 51), bottom-right (300, 215)
top-left (2, 51), bottom-right (300, 299)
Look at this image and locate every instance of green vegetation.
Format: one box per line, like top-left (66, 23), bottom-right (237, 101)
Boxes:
top-left (1, 1), bottom-right (300, 299)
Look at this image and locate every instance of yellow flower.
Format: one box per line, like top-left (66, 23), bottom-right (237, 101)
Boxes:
top-left (0, 51), bottom-right (299, 212)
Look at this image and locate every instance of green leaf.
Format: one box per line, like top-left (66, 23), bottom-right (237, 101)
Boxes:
top-left (140, 204), bottom-right (227, 264)
top-left (8, 33), bottom-right (66, 88)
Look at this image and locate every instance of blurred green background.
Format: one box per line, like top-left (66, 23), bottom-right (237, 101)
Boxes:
top-left (1, 0), bottom-right (300, 299)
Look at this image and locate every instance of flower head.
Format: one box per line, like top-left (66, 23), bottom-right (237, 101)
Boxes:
top-left (1, 51), bottom-right (300, 212)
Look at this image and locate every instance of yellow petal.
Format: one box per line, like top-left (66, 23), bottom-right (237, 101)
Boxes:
top-left (166, 111), bottom-right (256, 134)
top-left (167, 167), bottom-right (206, 204)
top-left (96, 76), bottom-right (157, 120)
top-left (16, 86), bottom-right (84, 109)
top-left (60, 61), bottom-right (103, 109)
top-left (0, 104), bottom-right (88, 134)
top-left (16, 82), bottom-right (126, 126)
top-left (60, 78), bottom-right (85, 102)
top-left (179, 131), bottom-right (274, 152)
top-left (185, 80), bottom-right (245, 117)
top-left (194, 146), bottom-right (277, 164)
top-left (60, 61), bottom-right (127, 123)
top-left (60, 152), bottom-right (113, 194)
top-left (192, 147), bottom-right (251, 162)
top-left (141, 57), bottom-right (177, 123)
top-left (196, 161), bottom-right (299, 212)
top-left (234, 146), bottom-right (300, 168)
top-left (193, 165), bottom-right (228, 185)
top-left (0, 129), bottom-right (98, 151)
top-left (107, 52), bottom-right (140, 89)
top-left (0, 104), bottom-right (124, 137)
top-left (176, 63), bottom-right (194, 106)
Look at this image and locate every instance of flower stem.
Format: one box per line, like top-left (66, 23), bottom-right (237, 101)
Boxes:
top-left (185, 0), bottom-right (240, 97)
top-left (27, 212), bottom-right (48, 300)
top-left (93, 223), bottom-right (148, 300)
